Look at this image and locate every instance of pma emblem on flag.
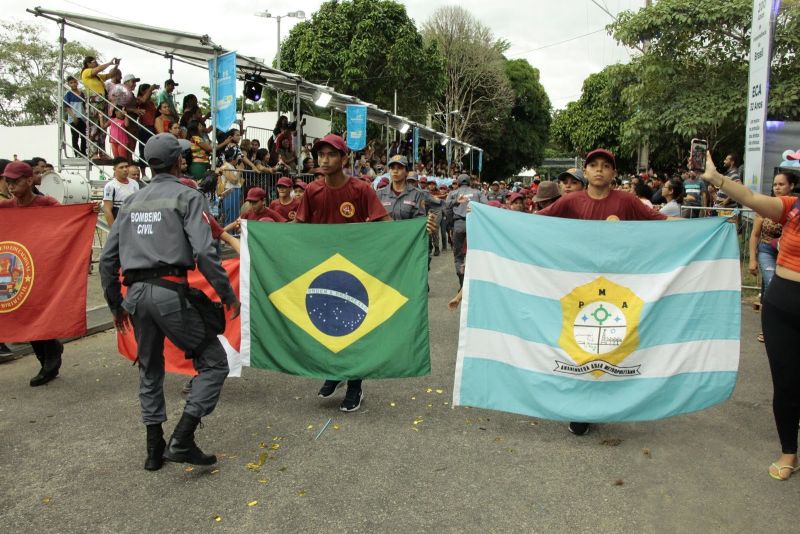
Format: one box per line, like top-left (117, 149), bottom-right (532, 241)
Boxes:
top-left (556, 277), bottom-right (644, 378)
top-left (0, 241), bottom-right (35, 314)
top-left (268, 253), bottom-right (408, 353)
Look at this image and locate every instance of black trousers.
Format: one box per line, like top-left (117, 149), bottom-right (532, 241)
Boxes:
top-left (762, 275), bottom-right (800, 454)
top-left (30, 339), bottom-right (63, 371)
top-left (69, 119), bottom-right (86, 157)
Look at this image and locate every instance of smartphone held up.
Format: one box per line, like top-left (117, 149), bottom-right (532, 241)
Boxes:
top-left (689, 138), bottom-right (708, 172)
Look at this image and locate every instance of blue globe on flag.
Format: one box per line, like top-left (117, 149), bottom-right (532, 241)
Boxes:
top-left (305, 270), bottom-right (369, 336)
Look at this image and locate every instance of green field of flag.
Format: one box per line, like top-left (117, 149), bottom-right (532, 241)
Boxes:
top-left (241, 218), bottom-right (431, 379)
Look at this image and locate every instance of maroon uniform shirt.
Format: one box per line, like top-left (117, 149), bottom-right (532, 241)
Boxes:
top-left (241, 206), bottom-right (287, 222)
top-left (296, 177), bottom-right (388, 224)
top-left (0, 195), bottom-right (60, 208)
top-left (269, 197), bottom-right (301, 222)
top-left (538, 190), bottom-right (666, 221)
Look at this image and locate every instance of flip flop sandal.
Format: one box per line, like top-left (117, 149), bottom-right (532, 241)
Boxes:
top-left (757, 333), bottom-right (765, 343)
top-left (769, 463), bottom-right (800, 481)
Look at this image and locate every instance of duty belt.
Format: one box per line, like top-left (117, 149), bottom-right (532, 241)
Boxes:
top-left (122, 266), bottom-right (189, 286)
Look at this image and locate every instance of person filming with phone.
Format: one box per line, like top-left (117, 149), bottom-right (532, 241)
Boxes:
top-left (699, 150), bottom-right (800, 481)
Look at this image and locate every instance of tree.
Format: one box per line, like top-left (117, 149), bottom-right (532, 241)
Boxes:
top-left (476, 59), bottom-right (551, 179)
top-left (549, 64), bottom-right (638, 170)
top-left (278, 0), bottom-right (444, 122)
top-left (421, 6), bottom-right (514, 146)
top-left (0, 21), bottom-right (97, 126)
top-left (610, 0), bottom-right (800, 152)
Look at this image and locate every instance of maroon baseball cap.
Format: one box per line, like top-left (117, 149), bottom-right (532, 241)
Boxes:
top-left (584, 148), bottom-right (616, 169)
top-left (276, 177), bottom-right (293, 188)
top-left (487, 200), bottom-right (503, 208)
top-left (507, 192), bottom-right (524, 203)
top-left (245, 187), bottom-right (267, 202)
top-left (2, 161), bottom-right (33, 179)
top-left (312, 134), bottom-right (348, 156)
top-left (419, 177), bottom-right (428, 184)
top-left (293, 181), bottom-right (307, 190)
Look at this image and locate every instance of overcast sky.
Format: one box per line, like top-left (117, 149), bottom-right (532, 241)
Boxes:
top-left (8, 0), bottom-right (645, 111)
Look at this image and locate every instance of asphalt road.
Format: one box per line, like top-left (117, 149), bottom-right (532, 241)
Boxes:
top-left (1, 251), bottom-right (798, 533)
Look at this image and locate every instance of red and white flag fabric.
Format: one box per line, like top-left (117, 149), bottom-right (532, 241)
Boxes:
top-left (0, 204), bottom-right (97, 342)
top-left (117, 259), bottom-right (242, 377)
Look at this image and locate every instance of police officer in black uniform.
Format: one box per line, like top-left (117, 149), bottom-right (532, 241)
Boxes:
top-left (100, 133), bottom-right (239, 471)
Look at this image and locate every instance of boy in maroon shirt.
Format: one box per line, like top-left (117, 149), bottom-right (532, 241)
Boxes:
top-left (0, 161), bottom-right (63, 386)
top-left (539, 150), bottom-right (667, 222)
top-left (269, 176), bottom-right (301, 221)
top-left (537, 149), bottom-right (675, 436)
top-left (240, 187), bottom-right (287, 222)
top-left (295, 134), bottom-right (391, 412)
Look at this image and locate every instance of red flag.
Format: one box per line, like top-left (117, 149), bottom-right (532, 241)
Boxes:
top-left (117, 259), bottom-right (240, 376)
top-left (0, 204), bottom-right (96, 342)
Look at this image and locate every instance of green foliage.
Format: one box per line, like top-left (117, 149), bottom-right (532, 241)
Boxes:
top-left (477, 59), bottom-right (552, 179)
top-left (549, 64), bottom-right (638, 170)
top-left (551, 0), bottom-right (799, 172)
top-left (279, 0), bottom-right (444, 121)
top-left (610, 0), bottom-right (799, 151)
top-left (0, 21), bottom-right (97, 126)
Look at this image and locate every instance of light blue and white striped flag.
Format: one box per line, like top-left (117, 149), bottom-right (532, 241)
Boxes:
top-left (453, 203), bottom-right (741, 422)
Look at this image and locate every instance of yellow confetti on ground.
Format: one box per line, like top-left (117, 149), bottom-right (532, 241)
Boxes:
top-left (426, 388), bottom-right (433, 393)
top-left (258, 479), bottom-right (268, 484)
top-left (389, 402), bottom-right (396, 407)
top-left (42, 497), bottom-right (51, 505)
top-left (413, 417), bottom-right (424, 426)
top-left (411, 396), bottom-right (416, 400)
top-left (427, 404), bottom-right (433, 408)
top-left (297, 490), bottom-right (306, 497)
top-left (412, 427), bottom-right (419, 432)
top-left (272, 436), bottom-right (282, 441)
top-left (214, 515), bottom-right (222, 522)
top-left (184, 467), bottom-right (194, 473)
top-left (332, 424), bottom-right (340, 430)
top-left (211, 469), bottom-right (220, 474)
top-left (270, 443), bottom-right (280, 450)
top-left (435, 389), bottom-right (444, 394)
top-left (258, 442), bottom-right (267, 448)
top-left (248, 501), bottom-right (258, 507)
top-left (307, 425), bottom-right (314, 430)
top-left (443, 401), bottom-right (449, 406)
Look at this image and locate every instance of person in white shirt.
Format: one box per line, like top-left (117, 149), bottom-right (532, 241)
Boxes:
top-left (103, 157), bottom-right (140, 226)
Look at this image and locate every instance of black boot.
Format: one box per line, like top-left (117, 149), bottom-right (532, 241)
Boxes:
top-left (30, 358), bottom-right (60, 387)
top-left (163, 412), bottom-right (216, 465)
top-left (144, 424), bottom-right (166, 471)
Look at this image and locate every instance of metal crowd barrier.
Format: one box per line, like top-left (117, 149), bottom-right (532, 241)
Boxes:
top-left (678, 206), bottom-right (758, 292)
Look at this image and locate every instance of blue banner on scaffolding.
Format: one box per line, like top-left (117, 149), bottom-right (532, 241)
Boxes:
top-left (346, 105), bottom-right (367, 151)
top-left (208, 51), bottom-right (237, 133)
top-left (413, 128), bottom-right (420, 164)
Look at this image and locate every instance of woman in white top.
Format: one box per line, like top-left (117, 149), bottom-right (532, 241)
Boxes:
top-left (659, 179), bottom-right (684, 217)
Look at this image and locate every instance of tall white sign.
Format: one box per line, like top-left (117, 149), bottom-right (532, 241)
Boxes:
top-left (744, 0), bottom-right (779, 191)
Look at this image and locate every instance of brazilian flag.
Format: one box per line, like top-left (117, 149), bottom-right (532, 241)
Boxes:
top-left (240, 218), bottom-right (430, 379)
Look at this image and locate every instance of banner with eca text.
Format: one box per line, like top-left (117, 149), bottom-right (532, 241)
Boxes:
top-left (454, 204), bottom-right (741, 422)
top-left (743, 0), bottom-right (780, 191)
top-left (346, 105), bottom-right (368, 152)
top-left (117, 259), bottom-right (242, 377)
top-left (0, 204), bottom-right (96, 342)
top-left (241, 218), bottom-right (430, 379)
top-left (208, 51), bottom-right (237, 133)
